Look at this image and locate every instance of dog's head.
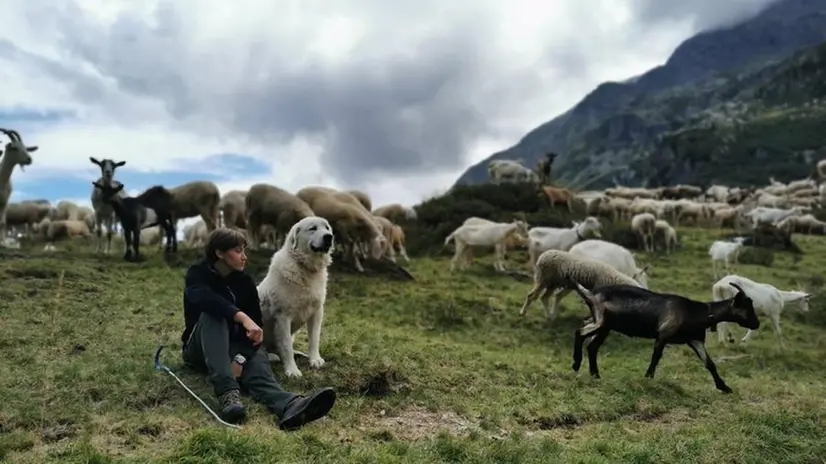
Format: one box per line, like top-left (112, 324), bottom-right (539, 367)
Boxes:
top-left (287, 216), bottom-right (335, 256)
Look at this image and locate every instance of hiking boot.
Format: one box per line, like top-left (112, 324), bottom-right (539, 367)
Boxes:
top-left (278, 387), bottom-right (336, 431)
top-left (218, 389), bottom-right (246, 424)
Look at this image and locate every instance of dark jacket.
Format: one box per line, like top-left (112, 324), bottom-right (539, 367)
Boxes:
top-left (181, 258), bottom-right (264, 351)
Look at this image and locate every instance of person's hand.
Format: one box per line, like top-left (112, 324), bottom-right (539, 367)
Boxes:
top-left (243, 318), bottom-right (264, 346)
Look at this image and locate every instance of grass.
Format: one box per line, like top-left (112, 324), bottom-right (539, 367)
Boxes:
top-left (1, 227), bottom-right (826, 463)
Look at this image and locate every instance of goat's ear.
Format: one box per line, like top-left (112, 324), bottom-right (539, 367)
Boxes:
top-left (115, 161), bottom-right (126, 167)
top-left (27, 146), bottom-right (38, 152)
top-left (90, 157), bottom-right (101, 165)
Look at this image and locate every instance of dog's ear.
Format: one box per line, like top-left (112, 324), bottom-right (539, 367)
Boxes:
top-left (290, 230), bottom-right (298, 251)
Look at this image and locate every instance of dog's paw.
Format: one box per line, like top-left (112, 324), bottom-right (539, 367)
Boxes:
top-left (309, 356), bottom-right (325, 369)
top-left (284, 365), bottom-right (303, 378)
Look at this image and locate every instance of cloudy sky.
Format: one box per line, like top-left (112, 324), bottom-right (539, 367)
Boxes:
top-left (1, 0), bottom-right (779, 213)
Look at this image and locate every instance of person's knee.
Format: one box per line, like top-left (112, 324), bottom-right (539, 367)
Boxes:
top-left (197, 312), bottom-right (230, 334)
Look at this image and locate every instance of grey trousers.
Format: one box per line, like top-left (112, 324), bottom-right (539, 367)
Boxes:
top-left (182, 312), bottom-right (297, 416)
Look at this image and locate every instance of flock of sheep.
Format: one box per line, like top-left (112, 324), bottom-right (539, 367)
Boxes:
top-left (0, 130), bottom-right (818, 393)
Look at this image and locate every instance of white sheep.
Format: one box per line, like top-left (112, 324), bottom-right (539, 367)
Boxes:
top-left (487, 159), bottom-right (533, 184)
top-left (653, 219), bottom-right (677, 253)
top-left (708, 238), bottom-right (745, 278)
top-left (519, 249), bottom-right (641, 321)
top-left (0, 128), bottom-right (38, 243)
top-left (712, 274), bottom-right (810, 348)
top-left (631, 212), bottom-right (656, 251)
top-left (568, 239), bottom-right (650, 288)
top-left (89, 157), bottom-right (127, 254)
top-left (444, 219), bottom-right (529, 272)
top-left (527, 216), bottom-right (602, 267)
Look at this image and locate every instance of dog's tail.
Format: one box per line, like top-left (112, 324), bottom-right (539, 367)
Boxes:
top-left (444, 231), bottom-right (456, 247)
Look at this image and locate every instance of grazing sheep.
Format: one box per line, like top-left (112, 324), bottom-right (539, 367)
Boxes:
top-left (444, 220), bottom-right (529, 272)
top-left (518, 249), bottom-right (641, 321)
top-left (389, 224), bottom-right (410, 263)
top-left (246, 183), bottom-right (315, 250)
top-left (488, 159), bottom-right (535, 184)
top-left (347, 190), bottom-right (372, 212)
top-left (712, 274), bottom-right (810, 349)
top-left (372, 203), bottom-right (418, 223)
top-left (372, 215), bottom-right (410, 263)
top-left (41, 219), bottom-right (92, 252)
top-left (220, 190), bottom-right (248, 229)
top-left (309, 194), bottom-right (384, 272)
top-left (4, 201), bottom-right (52, 238)
top-left (527, 217), bottom-right (603, 267)
top-left (708, 238), bottom-right (745, 278)
top-left (568, 239), bottom-right (650, 288)
top-left (569, 281), bottom-right (759, 393)
top-left (183, 219), bottom-right (209, 248)
top-left (89, 157), bottom-right (127, 254)
top-left (653, 219), bottom-right (677, 253)
top-left (93, 181), bottom-right (177, 261)
top-left (56, 200), bottom-right (80, 221)
top-left (538, 186), bottom-right (575, 212)
top-left (0, 128), bottom-right (38, 243)
top-left (168, 180), bottom-right (221, 232)
top-left (631, 213), bottom-right (656, 251)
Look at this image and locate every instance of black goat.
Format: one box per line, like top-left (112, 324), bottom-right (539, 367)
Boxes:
top-left (92, 181), bottom-right (177, 261)
top-left (570, 281), bottom-right (760, 393)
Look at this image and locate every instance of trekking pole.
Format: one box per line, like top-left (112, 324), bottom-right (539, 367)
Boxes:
top-left (153, 345), bottom-right (242, 429)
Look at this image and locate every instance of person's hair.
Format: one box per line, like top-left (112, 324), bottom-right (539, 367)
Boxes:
top-left (204, 227), bottom-right (248, 263)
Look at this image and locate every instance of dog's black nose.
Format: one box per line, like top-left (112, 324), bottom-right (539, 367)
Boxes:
top-left (322, 233), bottom-right (333, 247)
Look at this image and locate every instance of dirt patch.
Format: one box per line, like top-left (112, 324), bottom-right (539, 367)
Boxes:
top-left (359, 406), bottom-right (500, 441)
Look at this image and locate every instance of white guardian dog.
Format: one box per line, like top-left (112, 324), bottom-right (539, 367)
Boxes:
top-left (257, 216), bottom-right (335, 378)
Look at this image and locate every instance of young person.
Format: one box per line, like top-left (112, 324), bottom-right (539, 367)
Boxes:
top-left (180, 227), bottom-right (335, 430)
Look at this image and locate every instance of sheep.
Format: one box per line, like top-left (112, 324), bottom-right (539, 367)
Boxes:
top-left (183, 219), bottom-right (209, 248)
top-left (776, 214), bottom-right (826, 235)
top-left (4, 201), bottom-right (52, 238)
top-left (41, 219), bottom-right (92, 252)
top-left (518, 249), bottom-right (641, 322)
top-left (167, 180), bottom-right (222, 232)
top-left (631, 212), bottom-right (656, 251)
top-left (220, 190), bottom-right (248, 229)
top-left (527, 217), bottom-right (603, 267)
top-left (372, 203), bottom-right (418, 223)
top-left (538, 185), bottom-right (575, 212)
top-left (56, 200), bottom-right (80, 221)
top-left (569, 280), bottom-right (759, 393)
top-left (92, 181), bottom-right (176, 261)
top-left (89, 157), bottom-right (127, 254)
top-left (712, 274), bottom-right (810, 349)
top-left (444, 220), bottom-right (529, 272)
top-left (0, 128), bottom-right (38, 243)
top-left (487, 159), bottom-right (533, 184)
top-left (457, 217), bottom-right (528, 263)
top-left (653, 219), bottom-right (677, 253)
top-left (708, 238), bottom-right (745, 278)
top-left (246, 183), bottom-right (314, 250)
top-left (309, 194), bottom-right (385, 272)
top-left (389, 224), bottom-right (410, 263)
top-left (568, 239), bottom-right (650, 288)
top-left (347, 190), bottom-right (372, 212)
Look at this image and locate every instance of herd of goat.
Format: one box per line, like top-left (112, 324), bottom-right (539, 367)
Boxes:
top-left (0, 132), bottom-right (819, 393)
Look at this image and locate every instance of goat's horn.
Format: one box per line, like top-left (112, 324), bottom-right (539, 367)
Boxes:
top-left (9, 130), bottom-right (22, 141)
top-left (0, 129), bottom-right (18, 141)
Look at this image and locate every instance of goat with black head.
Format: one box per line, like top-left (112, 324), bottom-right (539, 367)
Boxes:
top-left (90, 157), bottom-right (127, 254)
top-left (92, 181), bottom-right (177, 261)
top-left (570, 281), bottom-right (759, 393)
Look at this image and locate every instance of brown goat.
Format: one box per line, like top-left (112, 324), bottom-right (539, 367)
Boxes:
top-left (539, 186), bottom-right (575, 212)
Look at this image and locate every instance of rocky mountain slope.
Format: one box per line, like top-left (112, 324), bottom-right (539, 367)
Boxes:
top-left (453, 0), bottom-right (826, 189)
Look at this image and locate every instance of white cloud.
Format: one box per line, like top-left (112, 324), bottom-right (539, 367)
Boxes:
top-left (0, 0), bottom-right (760, 208)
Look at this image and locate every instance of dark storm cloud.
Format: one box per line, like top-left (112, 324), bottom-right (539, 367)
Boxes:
top-left (6, 0), bottom-right (786, 186)
top-left (631, 0), bottom-right (784, 31)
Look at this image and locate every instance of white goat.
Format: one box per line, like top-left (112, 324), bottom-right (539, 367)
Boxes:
top-left (527, 217), bottom-right (603, 267)
top-left (444, 219), bottom-right (529, 272)
top-left (89, 157), bottom-right (127, 254)
top-left (712, 274), bottom-right (810, 348)
top-left (742, 206), bottom-right (803, 228)
top-left (708, 238), bottom-right (745, 278)
top-left (0, 128), bottom-right (37, 243)
top-left (568, 239), bottom-right (650, 288)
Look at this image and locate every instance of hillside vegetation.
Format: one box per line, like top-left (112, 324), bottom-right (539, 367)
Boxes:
top-left (454, 0), bottom-right (826, 189)
top-left (2, 185), bottom-right (825, 463)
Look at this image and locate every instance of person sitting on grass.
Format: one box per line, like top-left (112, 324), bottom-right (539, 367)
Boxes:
top-left (180, 227), bottom-right (336, 429)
